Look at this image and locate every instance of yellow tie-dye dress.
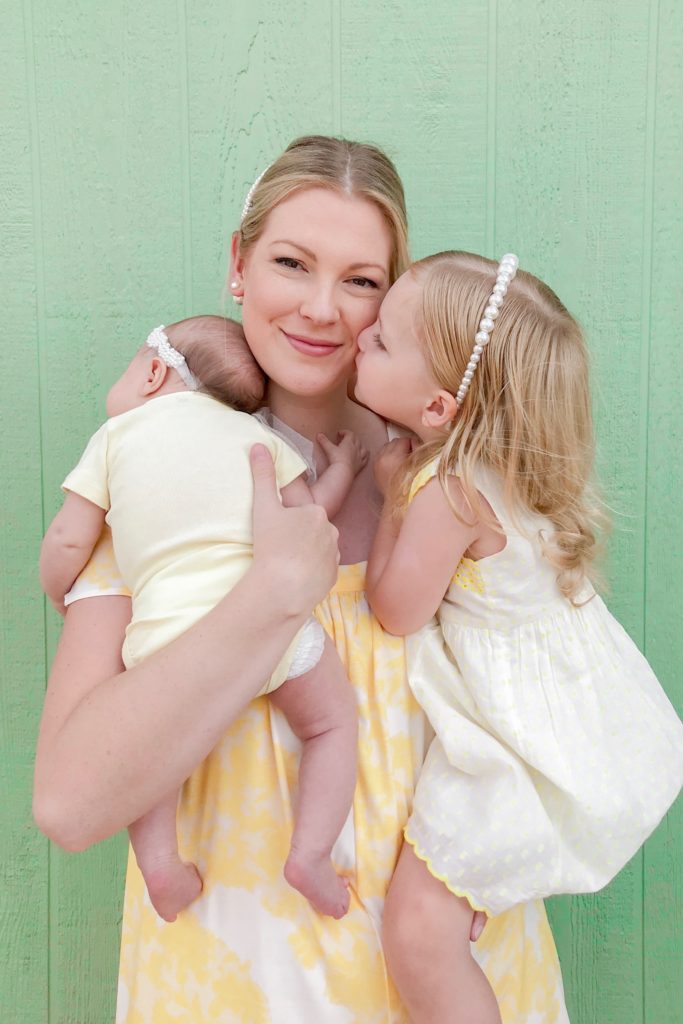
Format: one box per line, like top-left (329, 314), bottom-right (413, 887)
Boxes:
top-left (70, 531), bottom-right (569, 1023)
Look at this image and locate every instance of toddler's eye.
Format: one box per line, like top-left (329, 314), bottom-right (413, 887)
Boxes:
top-left (275, 256), bottom-right (304, 270)
top-left (373, 333), bottom-right (386, 350)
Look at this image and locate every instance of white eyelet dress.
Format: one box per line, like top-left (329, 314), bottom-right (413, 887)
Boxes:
top-left (404, 460), bottom-right (683, 916)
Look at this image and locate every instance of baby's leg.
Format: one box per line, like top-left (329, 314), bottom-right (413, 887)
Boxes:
top-left (383, 843), bottom-right (502, 1024)
top-left (128, 790), bottom-right (202, 923)
top-left (269, 634), bottom-right (357, 919)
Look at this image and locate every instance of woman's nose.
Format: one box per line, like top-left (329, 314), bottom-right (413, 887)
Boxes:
top-left (300, 282), bottom-right (340, 325)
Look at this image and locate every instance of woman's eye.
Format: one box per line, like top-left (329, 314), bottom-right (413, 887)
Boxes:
top-left (349, 276), bottom-right (379, 289)
top-left (275, 256), bottom-right (304, 270)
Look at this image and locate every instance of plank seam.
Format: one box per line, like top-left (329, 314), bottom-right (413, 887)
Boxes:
top-left (641, 3), bottom-right (660, 1019)
top-left (22, 0), bottom-right (50, 1017)
top-left (486, 0), bottom-right (497, 256)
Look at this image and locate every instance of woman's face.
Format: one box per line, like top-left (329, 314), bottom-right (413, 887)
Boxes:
top-left (232, 188), bottom-right (393, 398)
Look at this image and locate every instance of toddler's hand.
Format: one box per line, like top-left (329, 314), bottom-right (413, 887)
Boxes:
top-left (373, 437), bottom-right (413, 496)
top-left (317, 431), bottom-right (369, 478)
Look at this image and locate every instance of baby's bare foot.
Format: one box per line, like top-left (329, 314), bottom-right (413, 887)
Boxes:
top-left (284, 850), bottom-right (350, 919)
top-left (145, 859), bottom-right (203, 922)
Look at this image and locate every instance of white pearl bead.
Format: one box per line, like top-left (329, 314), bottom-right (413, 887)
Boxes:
top-left (489, 294), bottom-right (503, 308)
top-left (475, 331), bottom-right (489, 344)
top-left (484, 305), bottom-right (499, 319)
top-left (473, 343), bottom-right (484, 354)
top-left (501, 253), bottom-right (518, 267)
top-left (467, 360), bottom-right (477, 371)
top-left (470, 352), bottom-right (480, 363)
top-left (480, 317), bottom-right (494, 331)
top-left (493, 286), bottom-right (507, 298)
top-left (463, 371), bottom-right (473, 381)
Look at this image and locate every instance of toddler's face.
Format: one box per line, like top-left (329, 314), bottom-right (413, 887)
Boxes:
top-left (354, 272), bottom-right (440, 437)
top-left (106, 348), bottom-right (150, 417)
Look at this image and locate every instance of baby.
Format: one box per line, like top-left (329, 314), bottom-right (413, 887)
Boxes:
top-left (40, 315), bottom-right (362, 921)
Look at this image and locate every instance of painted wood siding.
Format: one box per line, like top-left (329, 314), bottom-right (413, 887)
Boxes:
top-left (3, 2), bottom-right (681, 1020)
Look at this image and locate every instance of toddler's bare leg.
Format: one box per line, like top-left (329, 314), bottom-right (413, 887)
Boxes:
top-left (128, 790), bottom-right (202, 922)
top-left (383, 843), bottom-right (502, 1024)
top-left (269, 635), bottom-right (357, 919)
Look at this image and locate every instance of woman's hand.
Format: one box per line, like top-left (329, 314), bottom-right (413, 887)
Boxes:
top-left (250, 444), bottom-right (339, 612)
top-left (373, 437), bottom-right (413, 497)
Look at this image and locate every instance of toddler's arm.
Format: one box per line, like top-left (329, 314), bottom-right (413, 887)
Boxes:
top-left (367, 442), bottom-right (481, 636)
top-left (40, 493), bottom-right (107, 615)
top-left (281, 431), bottom-right (368, 519)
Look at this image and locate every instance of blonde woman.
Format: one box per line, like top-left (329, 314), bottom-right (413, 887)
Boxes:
top-left (356, 251), bottom-right (683, 1022)
top-left (35, 139), bottom-right (571, 1022)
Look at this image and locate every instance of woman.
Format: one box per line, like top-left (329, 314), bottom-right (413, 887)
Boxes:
top-left (34, 136), bottom-right (569, 1022)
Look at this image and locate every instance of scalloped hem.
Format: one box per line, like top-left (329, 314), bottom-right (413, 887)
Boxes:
top-left (403, 830), bottom-right (494, 917)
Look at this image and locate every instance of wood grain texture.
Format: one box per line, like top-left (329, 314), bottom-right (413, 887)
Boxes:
top-left (3, 1), bottom-right (682, 1020)
top-left (642, 1), bottom-right (683, 1020)
top-left (1, 2), bottom-right (49, 1021)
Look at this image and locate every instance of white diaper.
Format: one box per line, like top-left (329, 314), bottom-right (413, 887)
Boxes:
top-left (286, 617), bottom-right (326, 679)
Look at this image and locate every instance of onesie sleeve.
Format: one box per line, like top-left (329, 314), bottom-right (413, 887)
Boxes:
top-left (266, 433), bottom-right (309, 491)
top-left (61, 422), bottom-right (111, 511)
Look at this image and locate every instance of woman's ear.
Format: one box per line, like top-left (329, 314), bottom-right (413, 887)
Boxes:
top-left (140, 356), bottom-right (169, 397)
top-left (228, 231), bottom-right (245, 301)
top-left (421, 389), bottom-right (457, 431)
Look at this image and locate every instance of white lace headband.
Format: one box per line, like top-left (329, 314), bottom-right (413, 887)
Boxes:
top-left (455, 253), bottom-right (519, 407)
top-left (145, 325), bottom-right (200, 391)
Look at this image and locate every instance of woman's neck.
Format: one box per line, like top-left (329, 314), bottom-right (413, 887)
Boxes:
top-left (266, 382), bottom-right (352, 440)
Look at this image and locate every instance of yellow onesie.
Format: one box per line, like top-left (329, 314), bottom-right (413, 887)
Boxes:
top-left (62, 391), bottom-right (307, 690)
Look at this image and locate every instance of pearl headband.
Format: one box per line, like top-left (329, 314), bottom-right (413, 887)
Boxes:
top-left (241, 168), bottom-right (267, 222)
top-left (455, 253), bottom-right (519, 407)
top-left (146, 325), bottom-right (200, 391)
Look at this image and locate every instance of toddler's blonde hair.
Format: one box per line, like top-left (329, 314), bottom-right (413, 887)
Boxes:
top-left (238, 135), bottom-right (410, 284)
top-left (396, 251), bottom-right (606, 600)
top-left (166, 315), bottom-right (265, 413)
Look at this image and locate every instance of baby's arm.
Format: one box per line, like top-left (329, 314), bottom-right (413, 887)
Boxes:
top-left (367, 444), bottom-right (481, 636)
top-left (279, 431), bottom-right (367, 518)
top-left (40, 493), bottom-right (107, 615)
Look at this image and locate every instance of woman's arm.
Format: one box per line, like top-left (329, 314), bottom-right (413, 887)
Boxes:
top-left (33, 445), bottom-right (339, 851)
top-left (367, 476), bottom-right (480, 636)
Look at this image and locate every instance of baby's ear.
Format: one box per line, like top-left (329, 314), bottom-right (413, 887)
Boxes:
top-left (141, 355), bottom-right (169, 396)
top-left (422, 389), bottom-right (457, 430)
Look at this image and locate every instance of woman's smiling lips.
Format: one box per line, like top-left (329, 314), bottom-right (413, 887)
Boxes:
top-left (280, 329), bottom-right (341, 357)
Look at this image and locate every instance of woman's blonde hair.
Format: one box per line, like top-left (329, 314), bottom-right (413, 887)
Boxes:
top-left (395, 251), bottom-right (606, 600)
top-left (238, 135), bottom-right (410, 283)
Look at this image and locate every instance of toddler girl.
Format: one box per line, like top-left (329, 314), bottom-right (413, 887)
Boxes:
top-left (40, 314), bottom-right (364, 923)
top-left (355, 252), bottom-right (683, 1024)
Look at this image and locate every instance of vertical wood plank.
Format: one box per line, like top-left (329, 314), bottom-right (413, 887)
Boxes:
top-left (0, 2), bottom-right (49, 1019)
top-left (185, 0), bottom-right (335, 314)
top-left (494, 3), bottom-right (652, 1022)
top-left (339, 0), bottom-right (490, 261)
top-left (28, 1), bottom-right (191, 1019)
top-left (643, 0), bottom-right (683, 1019)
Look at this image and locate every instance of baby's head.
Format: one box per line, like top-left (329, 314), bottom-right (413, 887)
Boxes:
top-left (106, 315), bottom-right (265, 417)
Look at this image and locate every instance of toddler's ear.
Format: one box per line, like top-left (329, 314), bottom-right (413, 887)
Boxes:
top-left (141, 355), bottom-right (169, 396)
top-left (422, 390), bottom-right (457, 430)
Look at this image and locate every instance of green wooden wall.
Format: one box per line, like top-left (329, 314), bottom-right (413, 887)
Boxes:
top-left (3, 1), bottom-right (681, 1021)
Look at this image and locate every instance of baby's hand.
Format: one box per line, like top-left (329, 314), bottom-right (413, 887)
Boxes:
top-left (317, 431), bottom-right (369, 478)
top-left (373, 437), bottom-right (413, 496)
